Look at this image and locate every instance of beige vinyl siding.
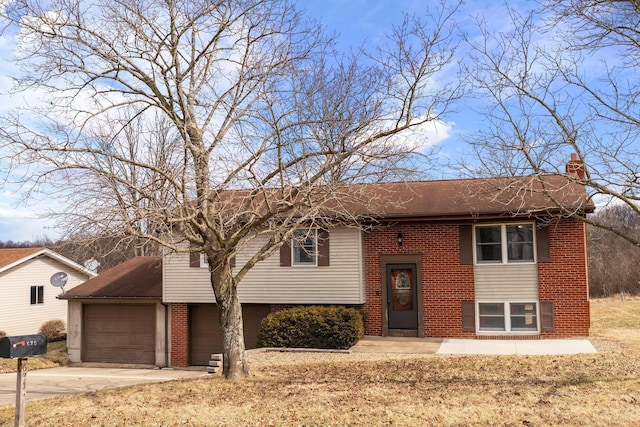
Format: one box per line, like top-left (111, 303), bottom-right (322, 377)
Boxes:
top-left (0, 257), bottom-right (90, 336)
top-left (163, 226), bottom-right (365, 304)
top-left (474, 264), bottom-right (538, 301)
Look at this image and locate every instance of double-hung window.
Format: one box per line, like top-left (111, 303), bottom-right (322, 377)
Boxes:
top-left (478, 302), bottom-right (538, 332)
top-left (30, 285), bottom-right (44, 305)
top-left (475, 223), bottom-right (534, 264)
top-left (292, 229), bottom-right (317, 266)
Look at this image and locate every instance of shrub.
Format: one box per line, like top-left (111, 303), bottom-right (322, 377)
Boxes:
top-left (39, 319), bottom-right (66, 342)
top-left (257, 306), bottom-right (364, 350)
top-left (0, 330), bottom-right (5, 339)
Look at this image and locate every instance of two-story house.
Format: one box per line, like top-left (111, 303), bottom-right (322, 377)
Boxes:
top-left (63, 160), bottom-right (594, 367)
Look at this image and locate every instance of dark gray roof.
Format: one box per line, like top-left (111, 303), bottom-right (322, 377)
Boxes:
top-left (60, 256), bottom-right (161, 299)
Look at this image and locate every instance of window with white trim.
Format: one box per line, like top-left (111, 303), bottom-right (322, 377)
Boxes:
top-left (30, 285), bottom-right (44, 305)
top-left (199, 253), bottom-right (208, 268)
top-left (478, 302), bottom-right (538, 332)
top-left (292, 229), bottom-right (317, 266)
top-left (475, 223), bottom-right (534, 264)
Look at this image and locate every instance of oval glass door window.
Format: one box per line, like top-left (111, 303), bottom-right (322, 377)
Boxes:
top-left (392, 269), bottom-right (413, 310)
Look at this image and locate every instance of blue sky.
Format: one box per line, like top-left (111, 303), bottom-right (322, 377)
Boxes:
top-left (0, 0), bottom-right (530, 242)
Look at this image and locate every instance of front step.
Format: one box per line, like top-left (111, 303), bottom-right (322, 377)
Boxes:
top-left (207, 353), bottom-right (223, 374)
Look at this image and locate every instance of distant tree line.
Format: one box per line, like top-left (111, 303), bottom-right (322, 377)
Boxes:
top-left (0, 235), bottom-right (160, 273)
top-left (588, 205), bottom-right (640, 298)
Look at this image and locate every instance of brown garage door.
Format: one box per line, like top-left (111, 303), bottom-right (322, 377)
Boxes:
top-left (83, 304), bottom-right (156, 364)
top-left (189, 304), bottom-right (271, 366)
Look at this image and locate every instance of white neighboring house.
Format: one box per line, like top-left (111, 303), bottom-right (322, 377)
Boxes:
top-left (0, 247), bottom-right (97, 336)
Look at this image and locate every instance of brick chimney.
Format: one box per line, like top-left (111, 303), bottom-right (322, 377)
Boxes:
top-left (566, 153), bottom-right (585, 179)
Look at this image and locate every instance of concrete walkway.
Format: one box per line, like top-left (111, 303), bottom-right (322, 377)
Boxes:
top-left (350, 336), bottom-right (442, 353)
top-left (351, 336), bottom-right (597, 355)
top-left (437, 338), bottom-right (597, 355)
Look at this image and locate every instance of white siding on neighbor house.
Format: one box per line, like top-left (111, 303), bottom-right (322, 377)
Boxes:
top-left (163, 226), bottom-right (365, 304)
top-left (474, 264), bottom-right (538, 301)
top-left (0, 257), bottom-right (91, 336)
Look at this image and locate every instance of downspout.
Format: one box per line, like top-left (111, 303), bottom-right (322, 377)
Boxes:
top-left (161, 302), bottom-right (170, 368)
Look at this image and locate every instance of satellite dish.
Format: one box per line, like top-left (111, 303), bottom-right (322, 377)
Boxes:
top-left (50, 272), bottom-right (68, 287)
top-left (84, 259), bottom-right (100, 273)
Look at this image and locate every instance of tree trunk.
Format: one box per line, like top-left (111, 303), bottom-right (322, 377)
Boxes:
top-left (211, 266), bottom-right (249, 379)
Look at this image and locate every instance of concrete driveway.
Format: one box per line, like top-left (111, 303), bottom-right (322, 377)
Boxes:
top-left (0, 366), bottom-right (207, 406)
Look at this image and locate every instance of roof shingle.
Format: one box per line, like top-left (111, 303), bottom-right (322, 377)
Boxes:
top-left (60, 256), bottom-right (162, 299)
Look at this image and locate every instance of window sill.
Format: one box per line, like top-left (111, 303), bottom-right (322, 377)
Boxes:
top-left (477, 330), bottom-right (539, 335)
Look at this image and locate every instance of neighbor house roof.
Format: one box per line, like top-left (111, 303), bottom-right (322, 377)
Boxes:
top-left (59, 256), bottom-right (162, 299)
top-left (0, 247), bottom-right (97, 277)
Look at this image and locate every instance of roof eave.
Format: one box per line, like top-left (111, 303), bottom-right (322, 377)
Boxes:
top-left (58, 295), bottom-right (161, 300)
top-left (367, 207), bottom-right (593, 223)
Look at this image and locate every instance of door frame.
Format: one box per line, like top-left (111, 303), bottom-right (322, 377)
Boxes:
top-left (380, 254), bottom-right (424, 338)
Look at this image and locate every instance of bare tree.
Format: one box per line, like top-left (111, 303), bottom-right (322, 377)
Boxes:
top-left (0, 0), bottom-right (462, 378)
top-left (462, 0), bottom-right (640, 245)
top-left (588, 204), bottom-right (640, 297)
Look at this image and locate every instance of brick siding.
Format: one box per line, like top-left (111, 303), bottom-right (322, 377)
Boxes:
top-left (364, 222), bottom-right (475, 338)
top-left (170, 303), bottom-right (189, 367)
top-left (538, 219), bottom-right (590, 337)
top-left (363, 219), bottom-right (590, 339)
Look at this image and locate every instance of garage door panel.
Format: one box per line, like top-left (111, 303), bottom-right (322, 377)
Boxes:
top-left (83, 304), bottom-right (156, 364)
top-left (189, 304), bottom-right (270, 366)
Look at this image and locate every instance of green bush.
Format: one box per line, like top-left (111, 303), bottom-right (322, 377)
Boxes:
top-left (257, 306), bottom-right (364, 350)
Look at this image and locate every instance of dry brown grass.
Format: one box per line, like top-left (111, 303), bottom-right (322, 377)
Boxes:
top-left (0, 341), bottom-right (68, 374)
top-left (1, 298), bottom-right (639, 426)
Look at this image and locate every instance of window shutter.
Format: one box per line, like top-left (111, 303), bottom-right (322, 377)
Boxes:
top-left (540, 301), bottom-right (554, 331)
top-left (189, 252), bottom-right (200, 268)
top-left (459, 225), bottom-right (473, 265)
top-left (462, 301), bottom-right (476, 332)
top-left (230, 256), bottom-right (236, 269)
top-left (317, 229), bottom-right (330, 267)
top-left (537, 226), bottom-right (551, 262)
top-left (280, 241), bottom-right (291, 267)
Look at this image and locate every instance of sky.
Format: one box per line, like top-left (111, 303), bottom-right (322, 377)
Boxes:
top-left (0, 0), bottom-right (544, 242)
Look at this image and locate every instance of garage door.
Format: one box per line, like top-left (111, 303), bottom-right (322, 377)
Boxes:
top-left (83, 304), bottom-right (156, 364)
top-left (190, 304), bottom-right (271, 366)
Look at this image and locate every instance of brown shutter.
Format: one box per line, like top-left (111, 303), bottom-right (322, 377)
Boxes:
top-left (189, 252), bottom-right (201, 268)
top-left (462, 301), bottom-right (476, 332)
top-left (317, 229), bottom-right (330, 267)
top-left (459, 225), bottom-right (473, 265)
top-left (537, 226), bottom-right (551, 263)
top-left (540, 301), bottom-right (554, 331)
top-left (280, 241), bottom-right (291, 267)
top-left (230, 256), bottom-right (236, 269)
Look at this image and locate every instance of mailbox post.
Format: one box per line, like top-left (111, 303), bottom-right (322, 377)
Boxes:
top-left (0, 334), bottom-right (47, 427)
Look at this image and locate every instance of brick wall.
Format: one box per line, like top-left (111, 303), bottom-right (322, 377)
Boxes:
top-left (538, 219), bottom-right (590, 337)
top-left (364, 222), bottom-right (475, 338)
top-left (170, 303), bottom-right (189, 367)
top-left (364, 219), bottom-right (590, 339)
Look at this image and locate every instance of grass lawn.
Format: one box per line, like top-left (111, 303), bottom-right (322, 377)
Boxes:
top-left (1, 298), bottom-right (639, 426)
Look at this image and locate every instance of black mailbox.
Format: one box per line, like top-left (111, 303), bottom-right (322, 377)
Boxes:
top-left (0, 334), bottom-right (47, 358)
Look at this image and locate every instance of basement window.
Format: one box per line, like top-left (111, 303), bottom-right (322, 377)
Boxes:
top-left (478, 302), bottom-right (538, 333)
